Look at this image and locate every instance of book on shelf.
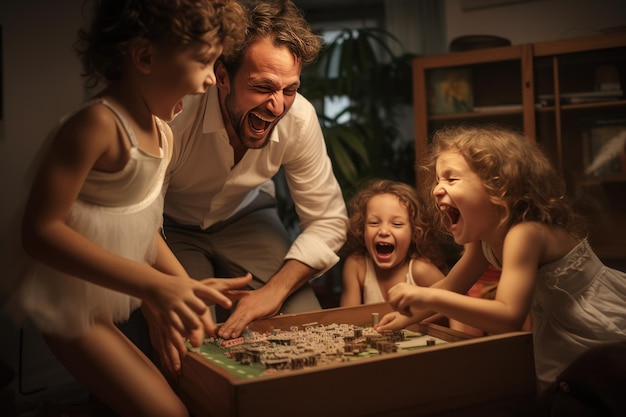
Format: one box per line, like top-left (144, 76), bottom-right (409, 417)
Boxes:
top-left (538, 90), bottom-right (623, 107)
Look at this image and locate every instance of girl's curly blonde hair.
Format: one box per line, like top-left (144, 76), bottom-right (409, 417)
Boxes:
top-left (342, 179), bottom-right (445, 269)
top-left (420, 125), bottom-right (586, 239)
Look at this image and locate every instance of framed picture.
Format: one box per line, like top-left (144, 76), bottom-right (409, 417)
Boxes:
top-left (427, 68), bottom-right (474, 115)
top-left (583, 119), bottom-right (626, 176)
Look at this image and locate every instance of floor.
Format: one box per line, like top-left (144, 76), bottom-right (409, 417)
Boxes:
top-left (8, 381), bottom-right (94, 417)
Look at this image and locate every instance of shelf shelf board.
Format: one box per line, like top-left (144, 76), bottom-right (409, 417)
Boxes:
top-left (428, 107), bottom-right (523, 121)
top-left (536, 100), bottom-right (626, 112)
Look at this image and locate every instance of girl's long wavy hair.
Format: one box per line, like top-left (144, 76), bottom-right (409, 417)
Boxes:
top-left (76, 0), bottom-right (246, 88)
top-left (420, 125), bottom-right (587, 239)
top-left (341, 179), bottom-right (445, 269)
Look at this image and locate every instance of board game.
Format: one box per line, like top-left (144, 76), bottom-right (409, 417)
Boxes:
top-left (194, 323), bottom-right (448, 378)
top-left (175, 303), bottom-right (536, 417)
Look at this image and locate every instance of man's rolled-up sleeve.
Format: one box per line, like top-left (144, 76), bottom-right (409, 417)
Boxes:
top-left (281, 95), bottom-right (348, 276)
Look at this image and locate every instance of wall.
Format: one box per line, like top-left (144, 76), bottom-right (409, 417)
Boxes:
top-left (0, 1), bottom-right (87, 412)
top-left (0, 1), bottom-right (84, 240)
top-left (445, 0), bottom-right (626, 48)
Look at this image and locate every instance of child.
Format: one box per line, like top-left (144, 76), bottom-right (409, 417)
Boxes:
top-left (3, 1), bottom-right (247, 416)
top-left (340, 179), bottom-right (445, 307)
top-left (375, 126), bottom-right (626, 391)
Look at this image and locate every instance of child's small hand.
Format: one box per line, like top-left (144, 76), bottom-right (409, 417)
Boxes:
top-left (195, 273), bottom-right (252, 310)
top-left (375, 311), bottom-right (416, 331)
top-left (141, 303), bottom-right (187, 378)
top-left (387, 282), bottom-right (424, 313)
top-left (193, 273), bottom-right (253, 339)
top-left (144, 273), bottom-right (251, 348)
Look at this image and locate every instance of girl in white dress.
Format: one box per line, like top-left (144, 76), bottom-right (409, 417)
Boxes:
top-left (375, 126), bottom-right (626, 391)
top-left (340, 179), bottom-right (445, 307)
top-left (3, 1), bottom-right (247, 416)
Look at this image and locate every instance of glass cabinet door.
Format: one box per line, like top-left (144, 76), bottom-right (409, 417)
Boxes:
top-left (534, 40), bottom-right (626, 261)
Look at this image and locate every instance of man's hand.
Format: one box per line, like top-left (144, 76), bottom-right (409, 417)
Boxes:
top-left (217, 285), bottom-right (282, 339)
top-left (217, 261), bottom-right (318, 339)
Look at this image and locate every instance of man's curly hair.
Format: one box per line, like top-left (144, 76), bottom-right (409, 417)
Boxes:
top-left (220, 0), bottom-right (322, 76)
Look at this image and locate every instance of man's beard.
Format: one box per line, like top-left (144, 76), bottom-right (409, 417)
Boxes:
top-left (225, 92), bottom-right (273, 150)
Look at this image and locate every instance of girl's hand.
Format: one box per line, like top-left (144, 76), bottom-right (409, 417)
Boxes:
top-left (196, 274), bottom-right (252, 308)
top-left (141, 303), bottom-right (187, 378)
top-left (387, 282), bottom-right (426, 314)
top-left (192, 274), bottom-right (253, 340)
top-left (375, 311), bottom-right (418, 331)
top-left (142, 273), bottom-right (251, 378)
top-left (144, 273), bottom-right (252, 347)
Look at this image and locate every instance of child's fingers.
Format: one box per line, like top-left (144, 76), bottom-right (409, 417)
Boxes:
top-left (199, 310), bottom-right (219, 338)
top-left (195, 273), bottom-right (253, 308)
top-left (222, 273), bottom-right (253, 288)
top-left (162, 330), bottom-right (186, 376)
top-left (171, 306), bottom-right (203, 336)
top-left (187, 326), bottom-right (206, 348)
top-left (194, 286), bottom-right (233, 309)
top-left (199, 273), bottom-right (253, 291)
top-left (166, 325), bottom-right (188, 358)
top-left (377, 313), bottom-right (394, 327)
top-left (224, 289), bottom-right (250, 301)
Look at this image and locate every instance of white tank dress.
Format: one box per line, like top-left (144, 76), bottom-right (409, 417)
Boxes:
top-left (362, 257), bottom-right (417, 304)
top-left (4, 99), bottom-right (171, 338)
top-left (483, 239), bottom-right (626, 391)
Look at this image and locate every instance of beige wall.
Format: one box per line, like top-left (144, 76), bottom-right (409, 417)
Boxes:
top-left (0, 1), bottom-right (85, 408)
top-left (445, 0), bottom-right (626, 47)
top-left (0, 1), bottom-right (84, 238)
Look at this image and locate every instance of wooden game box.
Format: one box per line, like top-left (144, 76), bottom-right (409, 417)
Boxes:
top-left (174, 303), bottom-right (536, 417)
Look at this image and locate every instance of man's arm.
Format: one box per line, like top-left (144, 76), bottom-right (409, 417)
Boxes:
top-left (218, 95), bottom-right (348, 339)
top-left (281, 94), bottom-right (348, 275)
top-left (218, 259), bottom-right (316, 339)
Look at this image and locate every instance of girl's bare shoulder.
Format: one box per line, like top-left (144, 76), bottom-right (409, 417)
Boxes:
top-left (506, 222), bottom-right (579, 264)
top-left (411, 257), bottom-right (445, 283)
top-left (343, 254), bottom-right (368, 280)
top-left (344, 254), bottom-right (368, 269)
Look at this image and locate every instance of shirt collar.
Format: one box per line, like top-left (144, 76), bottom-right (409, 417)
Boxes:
top-left (203, 86), bottom-right (225, 134)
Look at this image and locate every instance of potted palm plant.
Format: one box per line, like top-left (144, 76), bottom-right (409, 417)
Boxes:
top-left (300, 27), bottom-right (416, 199)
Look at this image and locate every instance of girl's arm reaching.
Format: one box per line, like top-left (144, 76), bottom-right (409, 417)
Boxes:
top-left (384, 226), bottom-right (541, 334)
top-left (376, 241), bottom-right (489, 330)
top-left (21, 105), bottom-right (246, 345)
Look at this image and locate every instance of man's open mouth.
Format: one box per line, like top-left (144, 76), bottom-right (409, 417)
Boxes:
top-left (249, 113), bottom-right (271, 132)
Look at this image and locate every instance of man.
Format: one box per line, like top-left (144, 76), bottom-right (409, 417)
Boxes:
top-left (163, 0), bottom-right (348, 340)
